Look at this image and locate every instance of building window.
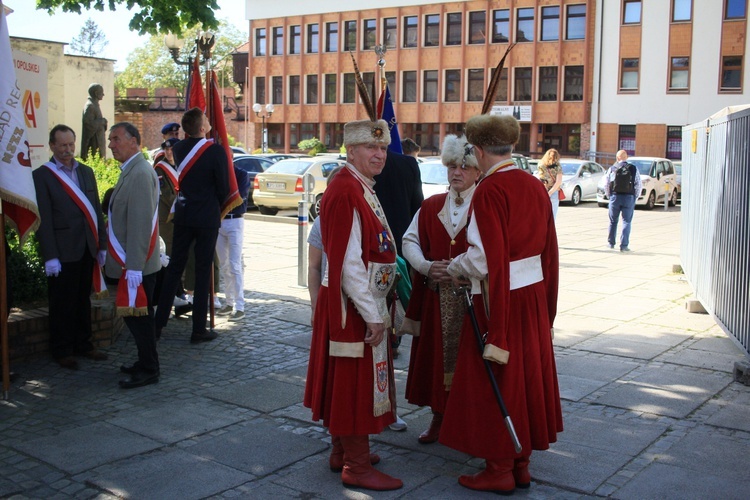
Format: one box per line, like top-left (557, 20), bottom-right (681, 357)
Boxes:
top-left (363, 19), bottom-right (376, 50)
top-left (444, 70), bottom-right (460, 102)
top-left (540, 6), bottom-right (560, 41)
top-left (289, 75), bottom-right (300, 104)
top-left (425, 14), bottom-right (439, 46)
top-left (539, 67), bottom-right (558, 101)
top-left (306, 75), bottom-right (318, 104)
top-left (403, 16), bottom-right (418, 48)
top-left (403, 71), bottom-right (417, 102)
top-left (255, 28), bottom-right (266, 56)
top-left (619, 125), bottom-right (636, 155)
top-left (620, 58), bottom-right (639, 90)
top-left (386, 71), bottom-right (396, 96)
top-left (289, 25), bottom-right (301, 54)
top-left (324, 74), bottom-right (337, 103)
top-left (492, 9), bottom-right (510, 43)
top-left (325, 22), bottom-right (338, 52)
top-left (424, 70), bottom-right (438, 102)
top-left (566, 5), bottom-right (587, 40)
top-left (669, 57), bottom-right (689, 90)
top-left (344, 20), bottom-right (357, 51)
top-left (272, 27), bottom-right (283, 55)
top-left (563, 66), bottom-right (584, 100)
top-left (343, 73), bottom-right (355, 103)
top-left (721, 56), bottom-right (743, 90)
top-left (307, 24), bottom-right (319, 54)
top-left (362, 72), bottom-right (374, 104)
top-left (491, 67), bottom-right (509, 102)
top-left (726, 0), bottom-right (747, 19)
top-left (516, 8), bottom-right (534, 42)
top-left (467, 69), bottom-right (484, 101)
top-left (672, 0), bottom-right (692, 21)
top-left (272, 76), bottom-right (283, 104)
top-left (255, 76), bottom-right (266, 104)
top-left (446, 13), bottom-right (462, 45)
top-left (623, 0), bottom-right (642, 24)
top-left (666, 126), bottom-right (682, 159)
top-left (469, 11), bottom-right (486, 44)
top-left (384, 17), bottom-right (397, 50)
top-left (514, 67), bottom-right (532, 101)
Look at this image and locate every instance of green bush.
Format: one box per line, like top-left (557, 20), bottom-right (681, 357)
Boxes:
top-left (298, 138), bottom-right (327, 156)
top-left (4, 228), bottom-right (46, 309)
top-left (83, 150), bottom-right (122, 203)
top-left (251, 147), bottom-right (276, 154)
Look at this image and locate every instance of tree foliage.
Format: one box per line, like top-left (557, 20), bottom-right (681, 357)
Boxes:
top-left (69, 18), bottom-right (109, 56)
top-left (114, 21), bottom-right (245, 96)
top-left (37, 0), bottom-right (222, 36)
top-left (298, 138), bottom-right (327, 155)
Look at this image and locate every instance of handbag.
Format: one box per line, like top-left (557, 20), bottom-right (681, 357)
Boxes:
top-left (558, 189), bottom-right (565, 201)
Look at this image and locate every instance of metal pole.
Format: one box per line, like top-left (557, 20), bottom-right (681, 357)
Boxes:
top-left (297, 200), bottom-right (309, 287)
top-left (0, 204), bottom-right (10, 400)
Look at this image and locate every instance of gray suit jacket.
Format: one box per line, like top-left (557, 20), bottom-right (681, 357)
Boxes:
top-left (33, 160), bottom-right (106, 263)
top-left (105, 153), bottom-right (161, 278)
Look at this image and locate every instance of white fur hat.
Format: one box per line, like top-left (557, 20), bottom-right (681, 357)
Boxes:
top-left (441, 135), bottom-right (478, 168)
top-left (344, 119), bottom-right (391, 147)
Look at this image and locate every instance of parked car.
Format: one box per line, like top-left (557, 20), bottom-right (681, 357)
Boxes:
top-left (558, 159), bottom-right (607, 205)
top-left (230, 146), bottom-right (248, 156)
top-left (418, 160), bottom-right (449, 199)
top-left (596, 157), bottom-right (678, 209)
top-left (233, 155), bottom-right (274, 209)
top-left (252, 157), bottom-right (346, 218)
top-left (512, 153), bottom-right (533, 174)
top-left (255, 153), bottom-right (311, 163)
top-left (673, 161), bottom-right (682, 200)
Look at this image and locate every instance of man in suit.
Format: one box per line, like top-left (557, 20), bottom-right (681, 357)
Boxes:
top-left (33, 124), bottom-right (108, 370)
top-left (106, 122), bottom-right (162, 388)
top-left (154, 107), bottom-right (230, 343)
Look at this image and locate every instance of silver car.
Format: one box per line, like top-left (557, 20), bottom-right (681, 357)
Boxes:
top-left (558, 159), bottom-right (606, 205)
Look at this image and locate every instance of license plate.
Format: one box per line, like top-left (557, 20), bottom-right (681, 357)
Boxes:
top-left (267, 182), bottom-right (286, 190)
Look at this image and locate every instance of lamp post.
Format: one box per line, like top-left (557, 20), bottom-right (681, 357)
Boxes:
top-left (164, 32), bottom-right (216, 107)
top-left (252, 103), bottom-right (274, 153)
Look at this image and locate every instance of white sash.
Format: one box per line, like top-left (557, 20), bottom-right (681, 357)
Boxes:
top-left (42, 162), bottom-right (98, 238)
top-left (107, 206), bottom-right (158, 307)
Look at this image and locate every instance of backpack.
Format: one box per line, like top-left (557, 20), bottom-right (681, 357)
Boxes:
top-left (611, 162), bottom-right (635, 194)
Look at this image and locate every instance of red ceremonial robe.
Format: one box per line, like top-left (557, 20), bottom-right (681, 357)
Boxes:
top-left (404, 193), bottom-right (469, 413)
top-left (303, 167), bottom-right (398, 435)
top-left (439, 166), bottom-right (563, 460)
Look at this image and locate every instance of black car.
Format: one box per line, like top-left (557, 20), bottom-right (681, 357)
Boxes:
top-left (233, 155), bottom-right (274, 209)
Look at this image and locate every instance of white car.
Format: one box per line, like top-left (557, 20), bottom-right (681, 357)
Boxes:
top-left (596, 157), bottom-right (678, 210)
top-left (558, 159), bottom-right (606, 205)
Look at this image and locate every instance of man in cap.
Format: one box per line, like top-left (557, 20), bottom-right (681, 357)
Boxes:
top-left (400, 135), bottom-right (481, 444)
top-left (161, 122), bottom-right (181, 140)
top-left (439, 114), bottom-right (562, 494)
top-left (303, 118), bottom-right (403, 491)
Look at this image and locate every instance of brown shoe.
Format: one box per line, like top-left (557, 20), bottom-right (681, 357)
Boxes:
top-left (56, 356), bottom-right (79, 370)
top-left (83, 350), bottom-right (108, 361)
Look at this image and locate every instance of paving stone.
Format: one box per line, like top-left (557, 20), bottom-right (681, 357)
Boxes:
top-left (614, 462), bottom-right (750, 500)
top-left (556, 413), bottom-right (668, 456)
top-left (204, 378), bottom-right (303, 413)
top-left (705, 390), bottom-right (750, 432)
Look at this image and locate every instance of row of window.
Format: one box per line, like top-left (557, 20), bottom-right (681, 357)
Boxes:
top-left (254, 66), bottom-right (585, 106)
top-left (621, 55), bottom-right (744, 92)
top-left (254, 4), bottom-right (587, 57)
top-left (623, 0), bottom-right (746, 24)
top-left (618, 125), bottom-right (684, 160)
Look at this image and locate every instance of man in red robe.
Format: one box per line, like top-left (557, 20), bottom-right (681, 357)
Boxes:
top-left (401, 135), bottom-right (481, 444)
top-left (440, 114), bottom-right (563, 494)
top-left (303, 118), bottom-right (403, 491)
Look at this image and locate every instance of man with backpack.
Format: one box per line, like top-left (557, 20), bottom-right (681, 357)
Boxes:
top-left (605, 150), bottom-right (642, 252)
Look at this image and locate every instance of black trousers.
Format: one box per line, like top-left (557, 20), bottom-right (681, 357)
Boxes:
top-left (47, 252), bottom-right (95, 359)
top-left (155, 224), bottom-right (219, 335)
top-left (123, 272), bottom-right (159, 372)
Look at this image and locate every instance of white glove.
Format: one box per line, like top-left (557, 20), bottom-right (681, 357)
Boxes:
top-left (125, 270), bottom-right (143, 289)
top-left (45, 258), bottom-right (62, 277)
top-left (160, 253), bottom-right (170, 268)
top-left (97, 250), bottom-right (107, 267)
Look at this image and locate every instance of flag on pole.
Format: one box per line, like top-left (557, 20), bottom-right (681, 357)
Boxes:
top-left (0, 6), bottom-right (40, 242)
top-left (207, 70), bottom-right (241, 217)
top-left (186, 55), bottom-right (206, 112)
top-left (377, 83), bottom-right (403, 155)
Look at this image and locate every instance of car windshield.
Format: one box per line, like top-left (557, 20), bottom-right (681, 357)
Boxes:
top-left (266, 160), bottom-right (313, 175)
top-left (630, 160), bottom-right (654, 176)
top-left (419, 162), bottom-right (448, 185)
top-left (560, 162), bottom-right (581, 175)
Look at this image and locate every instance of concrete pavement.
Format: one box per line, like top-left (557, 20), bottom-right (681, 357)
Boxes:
top-left (1, 202), bottom-right (749, 499)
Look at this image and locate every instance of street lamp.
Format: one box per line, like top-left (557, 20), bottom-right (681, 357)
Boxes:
top-left (164, 32), bottom-right (215, 66)
top-left (253, 103), bottom-right (274, 153)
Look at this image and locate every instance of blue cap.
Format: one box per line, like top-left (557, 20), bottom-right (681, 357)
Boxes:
top-left (161, 138), bottom-right (180, 149)
top-left (161, 122), bottom-right (180, 135)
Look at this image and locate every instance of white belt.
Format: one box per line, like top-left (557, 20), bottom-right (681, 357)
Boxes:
top-left (509, 255), bottom-right (543, 290)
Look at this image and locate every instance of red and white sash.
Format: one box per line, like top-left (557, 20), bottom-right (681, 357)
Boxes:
top-left (42, 162), bottom-right (107, 297)
top-left (155, 159), bottom-right (179, 191)
top-left (107, 205), bottom-right (159, 316)
top-left (169, 138), bottom-right (213, 215)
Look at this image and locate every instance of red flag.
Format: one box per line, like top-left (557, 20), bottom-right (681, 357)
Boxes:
top-left (0, 7), bottom-right (40, 242)
top-left (207, 70), bottom-right (241, 217)
top-left (187, 55), bottom-right (206, 112)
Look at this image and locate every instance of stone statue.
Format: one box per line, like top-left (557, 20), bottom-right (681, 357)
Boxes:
top-left (81, 83), bottom-right (108, 159)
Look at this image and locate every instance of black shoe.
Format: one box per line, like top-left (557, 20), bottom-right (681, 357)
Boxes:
top-left (174, 304), bottom-right (193, 317)
top-left (190, 330), bottom-right (218, 344)
top-left (120, 362), bottom-right (140, 374)
top-left (119, 370), bottom-right (159, 389)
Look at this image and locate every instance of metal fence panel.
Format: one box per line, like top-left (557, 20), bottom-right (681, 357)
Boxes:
top-left (681, 105), bottom-right (750, 356)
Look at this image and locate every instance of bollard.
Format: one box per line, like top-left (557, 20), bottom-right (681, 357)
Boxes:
top-left (664, 180), bottom-right (670, 211)
top-left (297, 200), bottom-right (309, 287)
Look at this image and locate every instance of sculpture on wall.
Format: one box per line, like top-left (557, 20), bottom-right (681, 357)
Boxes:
top-left (81, 83), bottom-right (107, 159)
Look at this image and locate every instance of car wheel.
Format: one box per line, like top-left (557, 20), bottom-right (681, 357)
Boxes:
top-left (645, 191), bottom-right (656, 210)
top-left (258, 206), bottom-right (278, 216)
top-left (571, 186), bottom-right (582, 206)
top-left (598, 202), bottom-right (608, 208)
top-left (668, 189), bottom-right (677, 207)
top-left (309, 194), bottom-right (323, 220)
